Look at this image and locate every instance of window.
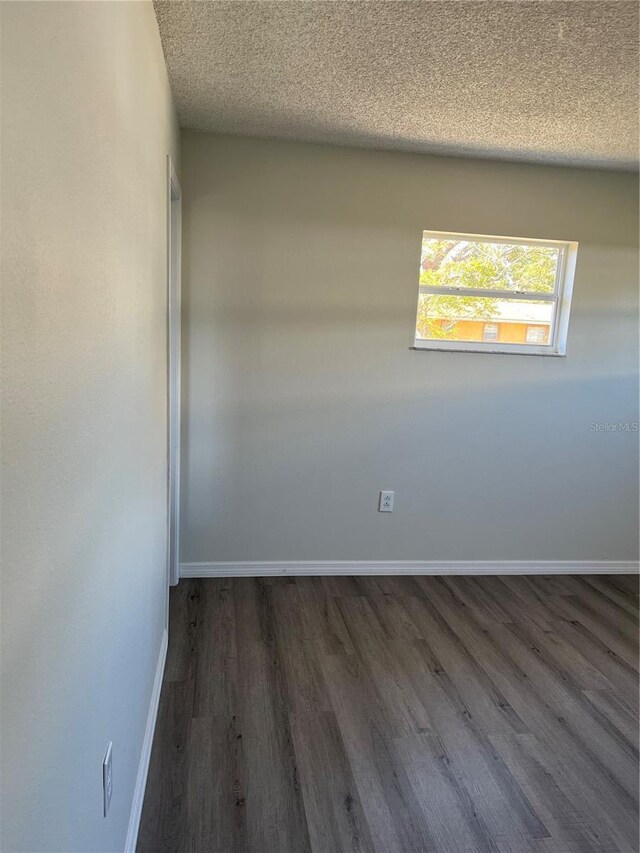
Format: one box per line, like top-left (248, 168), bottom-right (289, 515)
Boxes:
top-left (413, 230), bottom-right (578, 355)
top-left (483, 323), bottom-right (499, 341)
top-left (525, 325), bottom-right (548, 344)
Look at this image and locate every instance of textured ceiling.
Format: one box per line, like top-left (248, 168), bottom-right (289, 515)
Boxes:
top-left (154, 0), bottom-right (639, 170)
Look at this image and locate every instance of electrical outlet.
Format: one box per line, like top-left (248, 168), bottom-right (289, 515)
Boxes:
top-left (103, 742), bottom-right (113, 817)
top-left (379, 490), bottom-right (394, 512)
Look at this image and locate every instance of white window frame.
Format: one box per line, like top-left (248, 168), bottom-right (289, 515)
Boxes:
top-left (413, 230), bottom-right (579, 356)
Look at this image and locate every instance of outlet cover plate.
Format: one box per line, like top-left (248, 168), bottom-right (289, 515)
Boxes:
top-left (103, 742), bottom-right (113, 817)
top-left (379, 491), bottom-right (394, 512)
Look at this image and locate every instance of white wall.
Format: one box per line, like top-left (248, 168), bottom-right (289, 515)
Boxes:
top-left (1, 3), bottom-right (178, 851)
top-left (181, 131), bottom-right (639, 565)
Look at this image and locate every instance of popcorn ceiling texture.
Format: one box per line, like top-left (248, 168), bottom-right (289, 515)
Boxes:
top-left (153, 0), bottom-right (638, 170)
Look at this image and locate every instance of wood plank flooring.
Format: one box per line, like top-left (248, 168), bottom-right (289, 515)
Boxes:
top-left (137, 574), bottom-right (639, 853)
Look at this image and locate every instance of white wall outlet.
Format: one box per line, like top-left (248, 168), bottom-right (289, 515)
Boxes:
top-left (379, 490), bottom-right (394, 512)
top-left (103, 742), bottom-right (113, 817)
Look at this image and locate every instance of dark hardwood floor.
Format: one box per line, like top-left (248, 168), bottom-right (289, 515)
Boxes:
top-left (137, 574), bottom-right (639, 853)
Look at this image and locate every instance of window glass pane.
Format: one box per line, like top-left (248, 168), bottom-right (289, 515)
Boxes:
top-left (416, 294), bottom-right (554, 345)
top-left (420, 235), bottom-right (559, 294)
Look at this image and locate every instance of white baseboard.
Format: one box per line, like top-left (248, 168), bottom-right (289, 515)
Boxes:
top-left (124, 627), bottom-right (168, 853)
top-left (180, 560), bottom-right (638, 578)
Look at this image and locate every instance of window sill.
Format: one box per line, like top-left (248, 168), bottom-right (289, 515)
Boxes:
top-left (410, 345), bottom-right (566, 357)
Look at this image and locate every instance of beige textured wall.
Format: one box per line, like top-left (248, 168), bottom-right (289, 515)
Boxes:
top-left (1, 3), bottom-right (179, 850)
top-left (181, 131), bottom-right (639, 564)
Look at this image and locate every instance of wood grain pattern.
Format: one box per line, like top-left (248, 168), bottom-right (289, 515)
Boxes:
top-left (138, 575), bottom-right (639, 853)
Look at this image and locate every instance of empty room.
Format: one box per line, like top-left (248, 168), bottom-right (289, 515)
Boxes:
top-left (1, 1), bottom-right (639, 852)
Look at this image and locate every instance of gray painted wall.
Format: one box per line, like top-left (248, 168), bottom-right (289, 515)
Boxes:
top-left (181, 131), bottom-right (639, 564)
top-left (1, 3), bottom-right (179, 850)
